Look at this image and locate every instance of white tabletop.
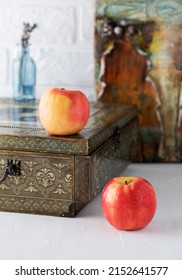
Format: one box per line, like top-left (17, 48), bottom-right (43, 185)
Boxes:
top-left (0, 163), bottom-right (182, 260)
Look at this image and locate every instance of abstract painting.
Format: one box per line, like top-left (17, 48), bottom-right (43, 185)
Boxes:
top-left (95, 0), bottom-right (182, 162)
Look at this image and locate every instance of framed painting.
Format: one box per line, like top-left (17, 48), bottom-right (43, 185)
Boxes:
top-left (95, 0), bottom-right (182, 162)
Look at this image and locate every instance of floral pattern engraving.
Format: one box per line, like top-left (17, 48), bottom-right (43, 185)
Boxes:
top-left (90, 120), bottom-right (137, 199)
top-left (0, 153), bottom-right (74, 203)
top-left (0, 196), bottom-right (71, 216)
top-left (36, 168), bottom-right (55, 188)
top-left (24, 182), bottom-right (38, 193)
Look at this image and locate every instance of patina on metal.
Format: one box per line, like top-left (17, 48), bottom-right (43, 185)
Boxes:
top-left (95, 0), bottom-right (182, 162)
top-left (0, 98), bottom-right (138, 217)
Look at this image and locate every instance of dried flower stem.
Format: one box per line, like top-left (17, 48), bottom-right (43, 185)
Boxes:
top-left (21, 22), bottom-right (37, 48)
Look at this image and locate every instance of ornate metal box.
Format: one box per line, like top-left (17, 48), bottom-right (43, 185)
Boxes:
top-left (0, 99), bottom-right (137, 217)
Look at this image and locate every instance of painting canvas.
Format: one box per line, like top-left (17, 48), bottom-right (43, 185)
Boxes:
top-left (95, 0), bottom-right (182, 162)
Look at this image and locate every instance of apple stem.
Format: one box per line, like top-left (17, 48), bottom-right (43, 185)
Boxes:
top-left (125, 181), bottom-right (128, 185)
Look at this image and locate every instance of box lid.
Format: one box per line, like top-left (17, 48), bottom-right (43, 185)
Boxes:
top-left (0, 98), bottom-right (137, 155)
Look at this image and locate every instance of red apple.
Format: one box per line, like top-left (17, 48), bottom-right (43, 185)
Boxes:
top-left (39, 88), bottom-right (90, 135)
top-left (101, 176), bottom-right (157, 230)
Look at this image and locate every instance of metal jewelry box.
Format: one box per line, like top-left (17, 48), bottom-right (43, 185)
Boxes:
top-left (0, 99), bottom-right (138, 217)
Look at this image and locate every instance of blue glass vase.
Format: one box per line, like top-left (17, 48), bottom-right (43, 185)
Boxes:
top-left (12, 44), bottom-right (36, 102)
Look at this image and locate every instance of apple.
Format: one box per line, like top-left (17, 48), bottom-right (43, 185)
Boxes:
top-left (101, 176), bottom-right (157, 230)
top-left (39, 88), bottom-right (90, 135)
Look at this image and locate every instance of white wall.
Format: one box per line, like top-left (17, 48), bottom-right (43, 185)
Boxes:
top-left (0, 0), bottom-right (96, 100)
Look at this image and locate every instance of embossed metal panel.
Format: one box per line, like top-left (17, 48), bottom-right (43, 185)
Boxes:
top-left (75, 119), bottom-right (137, 205)
top-left (0, 151), bottom-right (74, 216)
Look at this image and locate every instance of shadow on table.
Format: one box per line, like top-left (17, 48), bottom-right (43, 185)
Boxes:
top-left (77, 195), bottom-right (103, 218)
top-left (149, 218), bottom-right (182, 235)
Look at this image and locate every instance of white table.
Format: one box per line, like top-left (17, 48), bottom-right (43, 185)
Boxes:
top-left (0, 163), bottom-right (182, 260)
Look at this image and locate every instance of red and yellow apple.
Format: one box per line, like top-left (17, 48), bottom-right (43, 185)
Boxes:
top-left (101, 176), bottom-right (157, 231)
top-left (39, 88), bottom-right (90, 135)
